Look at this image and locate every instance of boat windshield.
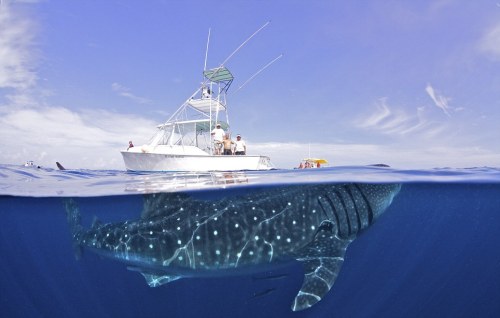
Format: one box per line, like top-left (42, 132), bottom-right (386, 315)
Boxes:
top-left (148, 120), bottom-right (229, 153)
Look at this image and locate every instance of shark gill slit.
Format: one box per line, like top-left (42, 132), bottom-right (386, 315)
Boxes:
top-left (319, 193), bottom-right (340, 233)
top-left (316, 189), bottom-right (336, 221)
top-left (333, 189), bottom-right (353, 236)
top-left (353, 184), bottom-right (375, 226)
top-left (345, 186), bottom-right (363, 233)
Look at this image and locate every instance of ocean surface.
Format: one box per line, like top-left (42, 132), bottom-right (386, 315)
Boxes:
top-left (1, 164), bottom-right (499, 318)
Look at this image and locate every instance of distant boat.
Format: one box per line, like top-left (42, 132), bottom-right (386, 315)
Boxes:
top-left (121, 27), bottom-right (275, 172)
top-left (23, 161), bottom-right (40, 168)
top-left (298, 158), bottom-right (329, 169)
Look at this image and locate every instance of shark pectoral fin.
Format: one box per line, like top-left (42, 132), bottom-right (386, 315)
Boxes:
top-left (140, 273), bottom-right (182, 287)
top-left (292, 222), bottom-right (352, 311)
top-left (127, 267), bottom-right (183, 287)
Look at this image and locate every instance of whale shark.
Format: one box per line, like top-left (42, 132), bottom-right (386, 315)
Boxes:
top-left (65, 182), bottom-right (401, 311)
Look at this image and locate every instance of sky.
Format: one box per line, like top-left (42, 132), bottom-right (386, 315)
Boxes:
top-left (1, 0), bottom-right (500, 170)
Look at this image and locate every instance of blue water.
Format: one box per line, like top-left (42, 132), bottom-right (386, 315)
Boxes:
top-left (1, 164), bottom-right (500, 318)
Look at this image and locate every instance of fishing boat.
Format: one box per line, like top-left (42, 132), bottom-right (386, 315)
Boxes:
top-left (121, 25), bottom-right (275, 172)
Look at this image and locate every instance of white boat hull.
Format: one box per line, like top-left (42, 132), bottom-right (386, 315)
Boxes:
top-left (121, 151), bottom-right (273, 172)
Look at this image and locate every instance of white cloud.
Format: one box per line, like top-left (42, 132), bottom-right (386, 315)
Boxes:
top-left (357, 98), bottom-right (392, 128)
top-left (111, 82), bottom-right (151, 104)
top-left (425, 83), bottom-right (453, 116)
top-left (0, 1), bottom-right (37, 90)
top-left (354, 98), bottom-right (439, 137)
top-left (478, 22), bottom-right (500, 60)
top-left (0, 105), bottom-right (156, 169)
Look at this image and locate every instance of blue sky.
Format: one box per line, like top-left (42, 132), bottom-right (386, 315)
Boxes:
top-left (1, 0), bottom-right (500, 169)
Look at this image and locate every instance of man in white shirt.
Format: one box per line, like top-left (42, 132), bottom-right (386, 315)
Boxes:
top-left (211, 123), bottom-right (225, 154)
top-left (234, 134), bottom-right (246, 155)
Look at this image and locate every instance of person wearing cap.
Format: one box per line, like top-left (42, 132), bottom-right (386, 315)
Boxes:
top-left (211, 123), bottom-right (225, 155)
top-left (234, 134), bottom-right (246, 155)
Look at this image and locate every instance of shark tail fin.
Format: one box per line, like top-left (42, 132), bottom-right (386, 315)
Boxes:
top-left (63, 198), bottom-right (84, 260)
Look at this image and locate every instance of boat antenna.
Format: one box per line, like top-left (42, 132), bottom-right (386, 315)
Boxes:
top-left (204, 28), bottom-right (211, 72)
top-left (234, 53), bottom-right (283, 93)
top-left (220, 21), bottom-right (270, 66)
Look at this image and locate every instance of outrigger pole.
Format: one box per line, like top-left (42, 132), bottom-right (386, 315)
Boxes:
top-left (220, 21), bottom-right (270, 66)
top-left (234, 53), bottom-right (283, 93)
top-left (204, 28), bottom-right (211, 72)
top-left (165, 22), bottom-right (272, 124)
top-left (202, 21), bottom-right (271, 84)
top-left (203, 21), bottom-right (271, 140)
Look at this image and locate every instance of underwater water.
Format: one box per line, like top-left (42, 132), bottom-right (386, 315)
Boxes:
top-left (1, 165), bottom-right (499, 318)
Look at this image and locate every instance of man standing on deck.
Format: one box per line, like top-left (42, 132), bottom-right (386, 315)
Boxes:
top-left (222, 134), bottom-right (235, 155)
top-left (211, 123), bottom-right (225, 155)
top-left (234, 134), bottom-right (246, 155)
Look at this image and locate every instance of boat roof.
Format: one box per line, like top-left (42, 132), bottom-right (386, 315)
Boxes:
top-left (203, 66), bottom-right (234, 83)
top-left (303, 158), bottom-right (329, 164)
